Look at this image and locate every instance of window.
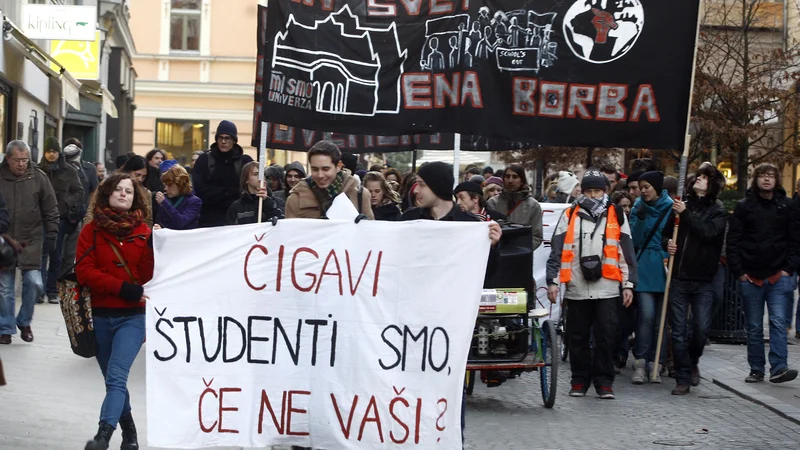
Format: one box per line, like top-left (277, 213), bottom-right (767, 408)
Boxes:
top-left (156, 119), bottom-right (209, 166)
top-left (170, 0), bottom-right (201, 52)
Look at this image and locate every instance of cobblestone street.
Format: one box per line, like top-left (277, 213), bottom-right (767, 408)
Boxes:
top-left (2, 306), bottom-right (800, 449)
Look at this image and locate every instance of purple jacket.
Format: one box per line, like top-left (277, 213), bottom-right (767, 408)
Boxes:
top-left (157, 193), bottom-right (202, 230)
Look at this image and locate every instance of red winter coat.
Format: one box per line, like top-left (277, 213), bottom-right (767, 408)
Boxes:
top-left (75, 220), bottom-right (154, 310)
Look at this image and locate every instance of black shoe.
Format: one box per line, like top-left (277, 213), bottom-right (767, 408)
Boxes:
top-left (120, 415), bottom-right (139, 450)
top-left (0, 334), bottom-right (10, 345)
top-left (595, 385), bottom-right (615, 399)
top-left (690, 365), bottom-right (701, 387)
top-left (769, 368), bottom-right (798, 384)
top-left (745, 371), bottom-right (764, 383)
top-left (36, 295), bottom-right (45, 304)
top-left (17, 326), bottom-right (33, 343)
top-left (85, 422), bottom-right (114, 450)
top-left (671, 384), bottom-right (690, 395)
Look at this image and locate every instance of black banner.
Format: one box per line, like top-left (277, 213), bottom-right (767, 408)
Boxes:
top-left (257, 0), bottom-right (699, 150)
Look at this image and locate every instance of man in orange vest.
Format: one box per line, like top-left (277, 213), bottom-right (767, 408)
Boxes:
top-left (546, 169), bottom-right (637, 399)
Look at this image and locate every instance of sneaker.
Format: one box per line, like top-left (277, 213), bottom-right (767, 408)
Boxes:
top-left (632, 359), bottom-right (647, 384)
top-left (36, 295), bottom-right (45, 304)
top-left (671, 384), bottom-right (690, 395)
top-left (650, 363), bottom-right (663, 384)
top-left (596, 386), bottom-right (615, 399)
top-left (769, 368), bottom-right (798, 384)
top-left (745, 371), bottom-right (764, 383)
top-left (47, 295), bottom-right (59, 305)
top-left (690, 365), bottom-right (701, 387)
top-left (569, 383), bottom-right (589, 397)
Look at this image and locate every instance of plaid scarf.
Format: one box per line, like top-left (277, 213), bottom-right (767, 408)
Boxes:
top-left (93, 206), bottom-right (144, 238)
top-left (307, 171), bottom-right (345, 218)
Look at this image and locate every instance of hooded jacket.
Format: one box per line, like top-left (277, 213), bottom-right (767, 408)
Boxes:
top-left (285, 172), bottom-right (374, 220)
top-left (547, 203), bottom-right (637, 300)
top-left (486, 186), bottom-right (544, 250)
top-left (727, 185), bottom-right (800, 279)
top-left (284, 161), bottom-right (306, 197)
top-left (661, 170), bottom-right (728, 283)
top-left (0, 161), bottom-right (59, 269)
top-left (38, 153), bottom-right (84, 220)
top-left (226, 190), bottom-right (285, 225)
top-left (630, 190), bottom-right (673, 292)
top-left (192, 143), bottom-right (254, 227)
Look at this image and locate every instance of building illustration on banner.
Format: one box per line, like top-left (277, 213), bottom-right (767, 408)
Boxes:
top-left (420, 7), bottom-right (559, 73)
top-left (272, 5), bottom-right (407, 117)
top-left (563, 0), bottom-right (645, 64)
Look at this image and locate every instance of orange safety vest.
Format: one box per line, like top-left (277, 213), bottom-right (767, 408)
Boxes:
top-left (560, 204), bottom-right (623, 283)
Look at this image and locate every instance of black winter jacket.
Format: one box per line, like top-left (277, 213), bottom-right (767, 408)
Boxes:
top-left (38, 157), bottom-right (84, 221)
top-left (192, 144), bottom-right (254, 227)
top-left (226, 191), bottom-right (284, 225)
top-left (661, 195), bottom-right (728, 283)
top-left (373, 202), bottom-right (402, 221)
top-left (727, 187), bottom-right (800, 279)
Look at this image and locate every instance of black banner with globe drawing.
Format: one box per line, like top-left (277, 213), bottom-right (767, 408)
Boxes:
top-left (259, 0), bottom-right (699, 150)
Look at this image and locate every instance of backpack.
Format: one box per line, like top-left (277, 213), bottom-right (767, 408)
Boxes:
top-left (207, 151), bottom-right (243, 178)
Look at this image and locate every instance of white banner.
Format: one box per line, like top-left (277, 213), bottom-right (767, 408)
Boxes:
top-left (146, 219), bottom-right (490, 449)
top-left (533, 203), bottom-right (570, 321)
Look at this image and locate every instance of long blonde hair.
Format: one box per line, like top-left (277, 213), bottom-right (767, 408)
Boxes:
top-left (363, 171), bottom-right (400, 204)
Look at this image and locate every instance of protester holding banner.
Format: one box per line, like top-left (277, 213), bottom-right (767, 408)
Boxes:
top-left (86, 156), bottom-right (155, 229)
top-left (153, 163), bottom-right (202, 231)
top-left (727, 164), bottom-right (799, 384)
top-left (454, 181), bottom-right (506, 222)
top-left (486, 165), bottom-right (543, 252)
top-left (363, 171), bottom-right (401, 221)
top-left (76, 173), bottom-right (154, 450)
top-left (192, 121), bottom-right (254, 227)
top-left (285, 141), bottom-right (373, 219)
top-left (227, 161), bottom-right (284, 225)
top-left (662, 164), bottom-right (728, 395)
top-left (630, 171), bottom-right (672, 384)
top-left (546, 169), bottom-right (637, 400)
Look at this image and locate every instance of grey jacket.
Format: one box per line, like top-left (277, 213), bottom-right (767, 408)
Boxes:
top-left (487, 191), bottom-right (544, 251)
top-left (546, 206), bottom-right (637, 300)
top-left (0, 161), bottom-right (59, 269)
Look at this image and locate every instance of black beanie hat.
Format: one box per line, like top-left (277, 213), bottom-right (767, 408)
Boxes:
top-left (215, 120), bottom-right (238, 142)
top-left (341, 152), bottom-right (358, 172)
top-left (454, 181), bottom-right (482, 196)
top-left (639, 171), bottom-right (665, 193)
top-left (581, 169), bottom-right (608, 192)
top-left (418, 162), bottom-right (454, 201)
top-left (627, 170), bottom-right (644, 183)
top-left (44, 136), bottom-right (61, 153)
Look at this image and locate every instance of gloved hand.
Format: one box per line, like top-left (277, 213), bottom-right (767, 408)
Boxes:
top-left (42, 237), bottom-right (57, 255)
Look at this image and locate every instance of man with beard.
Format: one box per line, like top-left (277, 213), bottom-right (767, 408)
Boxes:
top-left (662, 164), bottom-right (728, 394)
top-left (486, 164), bottom-right (543, 251)
top-left (546, 169), bottom-right (636, 399)
top-left (727, 163), bottom-right (799, 384)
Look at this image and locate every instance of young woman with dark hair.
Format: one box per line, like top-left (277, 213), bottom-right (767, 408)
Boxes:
top-left (76, 173), bottom-right (154, 450)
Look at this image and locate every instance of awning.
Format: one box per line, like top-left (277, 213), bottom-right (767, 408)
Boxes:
top-left (4, 19), bottom-right (82, 110)
top-left (80, 81), bottom-right (119, 119)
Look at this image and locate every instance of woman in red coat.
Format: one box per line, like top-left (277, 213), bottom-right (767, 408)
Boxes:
top-left (76, 173), bottom-right (153, 450)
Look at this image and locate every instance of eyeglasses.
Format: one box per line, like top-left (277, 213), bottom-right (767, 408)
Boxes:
top-left (8, 158), bottom-right (29, 165)
top-left (217, 135), bottom-right (233, 143)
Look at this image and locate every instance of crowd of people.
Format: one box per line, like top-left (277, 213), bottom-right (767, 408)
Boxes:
top-left (0, 120), bottom-right (797, 448)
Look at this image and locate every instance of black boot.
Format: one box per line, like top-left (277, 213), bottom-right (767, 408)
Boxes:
top-left (85, 422), bottom-right (115, 450)
top-left (119, 416), bottom-right (139, 450)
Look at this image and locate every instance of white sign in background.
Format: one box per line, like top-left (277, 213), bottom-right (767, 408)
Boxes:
top-left (22, 5), bottom-right (96, 41)
top-left (146, 219), bottom-right (490, 449)
top-left (534, 203), bottom-right (570, 321)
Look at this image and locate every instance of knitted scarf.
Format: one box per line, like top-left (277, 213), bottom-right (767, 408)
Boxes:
top-left (307, 171), bottom-right (345, 217)
top-left (501, 185), bottom-right (532, 213)
top-left (94, 206), bottom-right (144, 238)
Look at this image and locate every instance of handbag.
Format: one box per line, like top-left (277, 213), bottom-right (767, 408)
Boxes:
top-left (57, 231), bottom-right (97, 358)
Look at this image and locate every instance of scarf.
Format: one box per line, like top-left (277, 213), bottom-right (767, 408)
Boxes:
top-left (93, 206), bottom-right (144, 238)
top-left (576, 194), bottom-right (609, 219)
top-left (307, 171), bottom-right (345, 217)
top-left (167, 195), bottom-right (185, 209)
top-left (476, 207), bottom-right (489, 221)
top-left (39, 158), bottom-right (62, 173)
top-left (501, 186), bottom-right (531, 213)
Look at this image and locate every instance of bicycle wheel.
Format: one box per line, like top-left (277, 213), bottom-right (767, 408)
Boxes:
top-left (539, 320), bottom-right (559, 408)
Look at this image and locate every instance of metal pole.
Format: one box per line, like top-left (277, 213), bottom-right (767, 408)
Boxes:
top-left (453, 133), bottom-right (461, 186)
top-left (257, 122), bottom-right (268, 224)
top-left (411, 149), bottom-right (418, 172)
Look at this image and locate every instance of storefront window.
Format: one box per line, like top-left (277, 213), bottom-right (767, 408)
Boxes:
top-left (156, 119), bottom-right (209, 166)
top-left (0, 90), bottom-right (7, 150)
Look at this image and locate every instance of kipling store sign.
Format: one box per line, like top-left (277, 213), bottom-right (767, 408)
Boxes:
top-left (22, 5), bottom-right (96, 41)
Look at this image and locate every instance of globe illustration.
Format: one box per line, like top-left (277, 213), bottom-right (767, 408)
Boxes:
top-left (563, 0), bottom-right (645, 64)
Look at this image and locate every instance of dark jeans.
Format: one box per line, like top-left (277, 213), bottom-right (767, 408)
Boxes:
top-left (41, 218), bottom-right (77, 297)
top-left (740, 276), bottom-right (791, 376)
top-left (669, 279), bottom-right (713, 385)
top-left (614, 295), bottom-right (638, 361)
top-left (94, 314), bottom-right (145, 428)
top-left (567, 297), bottom-right (619, 387)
